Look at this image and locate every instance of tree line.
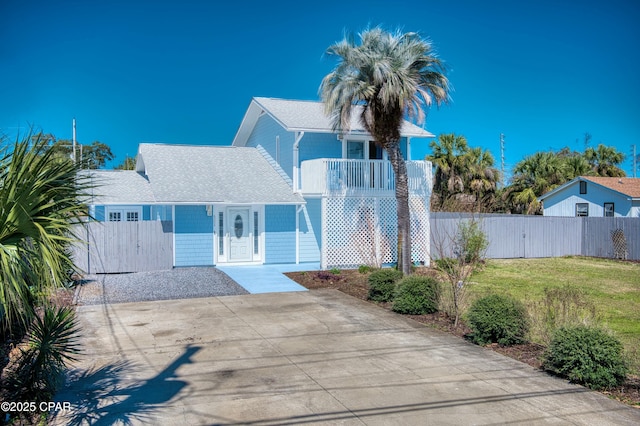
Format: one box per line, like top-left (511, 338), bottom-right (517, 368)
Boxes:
top-left (427, 132), bottom-right (627, 214)
top-left (29, 132), bottom-right (134, 170)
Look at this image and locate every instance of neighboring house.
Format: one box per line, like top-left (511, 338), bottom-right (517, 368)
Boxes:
top-left (87, 97), bottom-right (434, 269)
top-left (538, 176), bottom-right (640, 217)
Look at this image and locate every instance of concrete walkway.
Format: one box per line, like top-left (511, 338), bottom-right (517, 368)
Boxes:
top-left (55, 290), bottom-right (640, 425)
top-left (217, 263), bottom-right (318, 293)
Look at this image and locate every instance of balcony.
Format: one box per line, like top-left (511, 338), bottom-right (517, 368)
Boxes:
top-left (300, 159), bottom-right (432, 196)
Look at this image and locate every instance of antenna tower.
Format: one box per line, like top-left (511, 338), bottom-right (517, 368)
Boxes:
top-left (500, 133), bottom-right (505, 187)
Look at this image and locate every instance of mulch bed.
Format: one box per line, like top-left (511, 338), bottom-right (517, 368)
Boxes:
top-left (285, 268), bottom-right (640, 408)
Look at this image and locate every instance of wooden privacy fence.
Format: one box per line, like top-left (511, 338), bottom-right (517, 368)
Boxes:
top-left (72, 221), bottom-right (173, 274)
top-left (71, 215), bottom-right (638, 274)
top-left (431, 213), bottom-right (640, 261)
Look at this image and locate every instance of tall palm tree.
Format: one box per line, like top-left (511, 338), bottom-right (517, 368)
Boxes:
top-left (0, 132), bottom-right (90, 329)
top-left (320, 28), bottom-right (450, 274)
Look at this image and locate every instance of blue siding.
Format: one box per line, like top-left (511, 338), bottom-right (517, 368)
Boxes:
top-left (151, 205), bottom-right (173, 221)
top-left (246, 114), bottom-right (296, 181)
top-left (265, 205), bottom-right (296, 263)
top-left (299, 198), bottom-right (321, 262)
top-left (92, 205), bottom-right (174, 222)
top-left (174, 205), bottom-right (214, 266)
top-left (299, 133), bottom-right (342, 162)
top-left (93, 205), bottom-right (105, 221)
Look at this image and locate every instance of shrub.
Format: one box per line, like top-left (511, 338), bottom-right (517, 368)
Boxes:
top-left (467, 294), bottom-right (529, 346)
top-left (543, 325), bottom-right (628, 390)
top-left (392, 276), bottom-right (439, 315)
top-left (367, 269), bottom-right (402, 302)
top-left (528, 285), bottom-right (598, 346)
top-left (358, 265), bottom-right (372, 274)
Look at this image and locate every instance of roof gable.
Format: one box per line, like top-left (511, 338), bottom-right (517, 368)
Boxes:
top-left (539, 176), bottom-right (640, 201)
top-left (581, 176), bottom-right (640, 198)
top-left (232, 97), bottom-right (435, 146)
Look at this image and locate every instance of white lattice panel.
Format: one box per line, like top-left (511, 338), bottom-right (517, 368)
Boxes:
top-left (322, 195), bottom-right (429, 269)
top-left (410, 197), bottom-right (430, 266)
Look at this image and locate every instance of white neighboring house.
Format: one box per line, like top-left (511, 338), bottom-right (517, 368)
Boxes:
top-left (538, 176), bottom-right (640, 217)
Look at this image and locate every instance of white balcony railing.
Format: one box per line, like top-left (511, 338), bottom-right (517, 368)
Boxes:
top-left (300, 159), bottom-right (432, 196)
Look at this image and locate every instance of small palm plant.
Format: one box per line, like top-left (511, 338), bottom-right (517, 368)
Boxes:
top-left (7, 304), bottom-right (81, 403)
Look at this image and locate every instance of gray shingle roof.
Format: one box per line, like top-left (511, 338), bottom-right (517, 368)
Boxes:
top-left (233, 97), bottom-right (435, 146)
top-left (138, 144), bottom-right (303, 204)
top-left (85, 170), bottom-right (156, 205)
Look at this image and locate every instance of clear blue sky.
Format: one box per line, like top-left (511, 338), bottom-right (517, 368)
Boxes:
top-left (2, 0), bottom-right (639, 177)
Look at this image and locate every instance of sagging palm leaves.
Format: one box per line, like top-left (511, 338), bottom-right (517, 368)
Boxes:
top-left (0, 132), bottom-right (91, 330)
top-left (320, 28), bottom-right (450, 274)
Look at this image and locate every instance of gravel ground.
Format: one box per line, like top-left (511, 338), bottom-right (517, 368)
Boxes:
top-left (75, 267), bottom-right (249, 305)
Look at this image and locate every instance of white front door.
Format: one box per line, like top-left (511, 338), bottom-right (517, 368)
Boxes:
top-left (228, 208), bottom-right (252, 261)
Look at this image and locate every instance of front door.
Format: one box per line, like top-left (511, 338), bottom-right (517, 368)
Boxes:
top-left (228, 208), bottom-right (252, 261)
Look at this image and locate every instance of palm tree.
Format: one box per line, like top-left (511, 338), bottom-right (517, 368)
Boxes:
top-left (584, 143), bottom-right (626, 177)
top-left (466, 146), bottom-right (499, 211)
top-left (0, 132), bottom-right (90, 329)
top-left (428, 133), bottom-right (469, 208)
top-left (320, 28), bottom-right (450, 274)
top-left (504, 151), bottom-right (568, 214)
top-left (427, 134), bottom-right (499, 212)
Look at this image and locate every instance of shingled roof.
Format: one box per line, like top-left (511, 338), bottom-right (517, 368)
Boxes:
top-left (539, 176), bottom-right (640, 201)
top-left (135, 144), bottom-right (303, 204)
top-left (581, 176), bottom-right (640, 198)
top-left (232, 97), bottom-right (435, 147)
top-left (84, 170), bottom-right (156, 205)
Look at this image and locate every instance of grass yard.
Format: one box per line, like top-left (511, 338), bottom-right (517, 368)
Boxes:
top-left (469, 256), bottom-right (640, 372)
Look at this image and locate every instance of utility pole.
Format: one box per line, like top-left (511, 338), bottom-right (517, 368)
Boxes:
top-left (633, 144), bottom-right (637, 178)
top-left (72, 118), bottom-right (77, 164)
top-left (500, 133), bottom-right (505, 188)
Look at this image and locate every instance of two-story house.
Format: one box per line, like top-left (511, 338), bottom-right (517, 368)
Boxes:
top-left (86, 97), bottom-right (434, 271)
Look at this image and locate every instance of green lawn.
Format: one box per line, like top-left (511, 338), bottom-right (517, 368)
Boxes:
top-left (468, 256), bottom-right (640, 372)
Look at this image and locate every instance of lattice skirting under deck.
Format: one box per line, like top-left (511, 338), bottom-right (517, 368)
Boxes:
top-left (321, 196), bottom-right (430, 269)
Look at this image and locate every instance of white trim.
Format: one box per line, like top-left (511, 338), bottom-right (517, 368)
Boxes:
top-left (172, 205), bottom-right (176, 267)
top-left (105, 205), bottom-right (142, 222)
top-left (215, 204), bottom-right (265, 265)
top-left (296, 204), bottom-right (304, 264)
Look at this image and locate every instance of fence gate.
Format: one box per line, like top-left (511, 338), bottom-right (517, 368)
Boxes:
top-left (72, 221), bottom-right (174, 274)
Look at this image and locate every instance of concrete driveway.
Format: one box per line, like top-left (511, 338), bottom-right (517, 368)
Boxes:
top-left (55, 290), bottom-right (640, 425)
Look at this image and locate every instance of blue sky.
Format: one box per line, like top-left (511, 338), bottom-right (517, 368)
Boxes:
top-left (1, 0), bottom-right (639, 177)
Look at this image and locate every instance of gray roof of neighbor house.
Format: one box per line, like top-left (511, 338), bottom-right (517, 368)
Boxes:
top-left (135, 143), bottom-right (304, 204)
top-left (84, 170), bottom-right (156, 205)
top-left (232, 97), bottom-right (435, 146)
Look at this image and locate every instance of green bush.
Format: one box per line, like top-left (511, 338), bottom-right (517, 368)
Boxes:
top-left (543, 325), bottom-right (628, 390)
top-left (358, 265), bottom-right (372, 274)
top-left (392, 276), bottom-right (439, 315)
top-left (467, 294), bottom-right (529, 346)
top-left (367, 269), bottom-right (402, 302)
